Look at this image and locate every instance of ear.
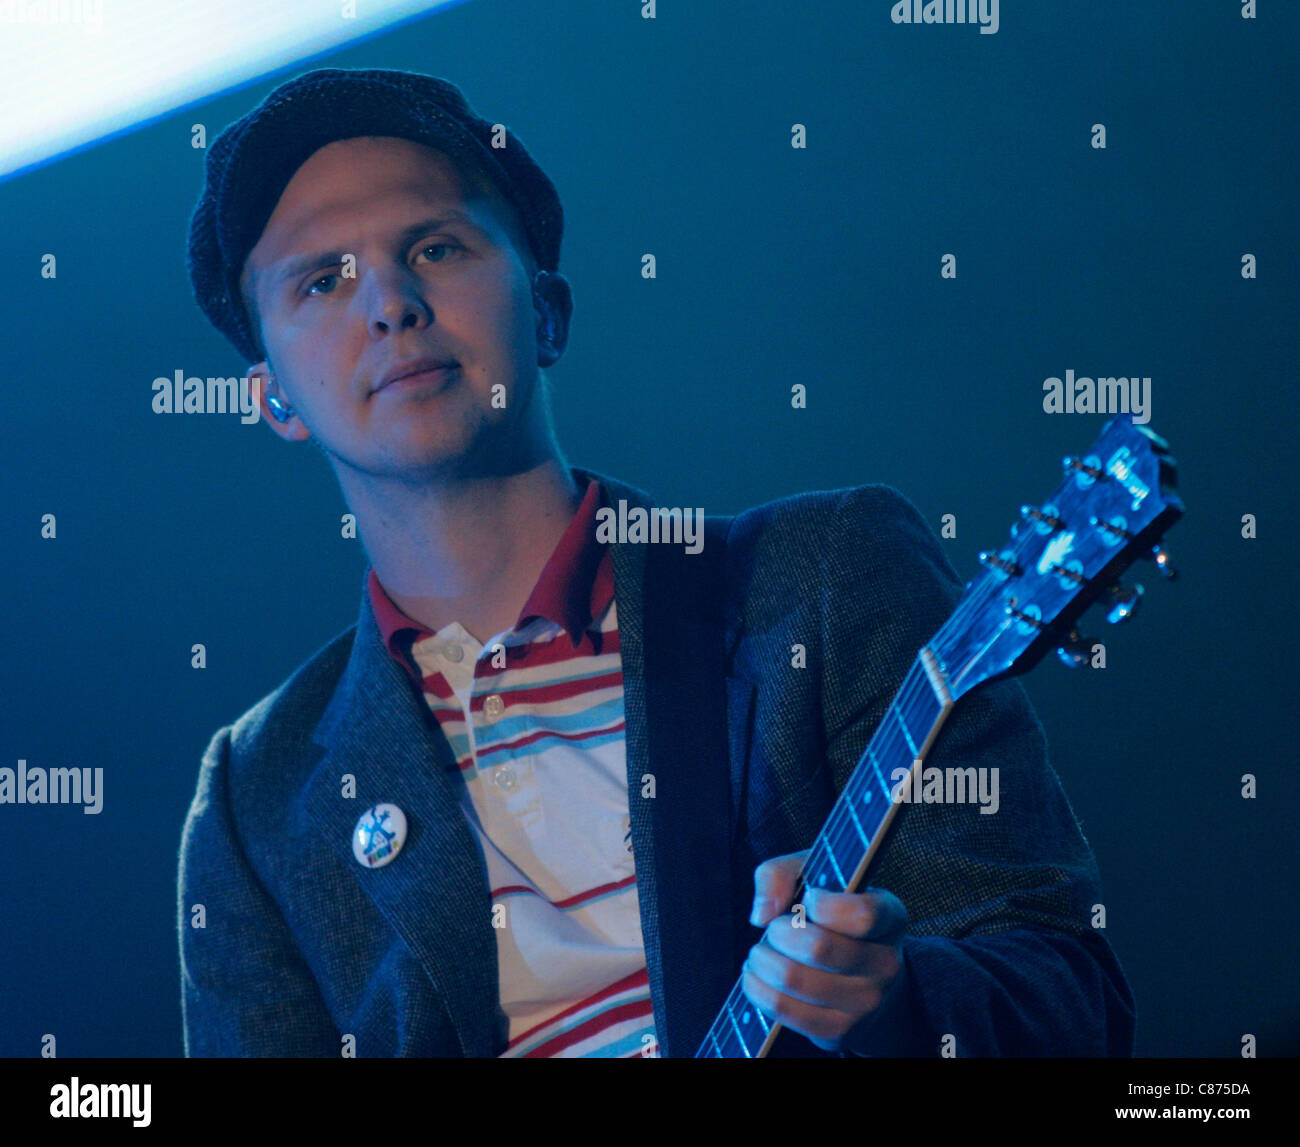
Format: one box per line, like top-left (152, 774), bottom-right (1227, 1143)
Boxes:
top-left (533, 271), bottom-right (574, 367)
top-left (249, 361), bottom-right (311, 442)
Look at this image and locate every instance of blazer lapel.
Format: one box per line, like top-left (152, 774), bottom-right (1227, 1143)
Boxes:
top-left (582, 468), bottom-right (737, 1058)
top-left (304, 586), bottom-right (502, 1057)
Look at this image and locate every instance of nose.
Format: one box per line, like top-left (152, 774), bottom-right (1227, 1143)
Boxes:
top-left (361, 266), bottom-right (433, 339)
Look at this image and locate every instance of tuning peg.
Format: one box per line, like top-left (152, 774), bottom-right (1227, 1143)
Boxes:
top-left (1149, 544), bottom-right (1177, 579)
top-left (1064, 455), bottom-right (1106, 484)
top-left (979, 550), bottom-right (1022, 577)
top-left (1088, 513), bottom-right (1131, 547)
top-left (1104, 582), bottom-right (1144, 624)
top-left (1055, 629), bottom-right (1098, 668)
top-left (1021, 503), bottom-right (1065, 532)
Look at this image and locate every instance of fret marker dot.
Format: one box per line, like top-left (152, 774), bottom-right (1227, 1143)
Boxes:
top-left (742, 1011), bottom-right (751, 1024)
top-left (818, 873), bottom-right (828, 886)
top-left (863, 789), bottom-right (872, 802)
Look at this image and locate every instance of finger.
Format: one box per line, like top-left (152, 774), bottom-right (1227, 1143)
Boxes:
top-left (747, 934), bottom-right (884, 1015)
top-left (750, 850), bottom-right (810, 927)
top-left (741, 958), bottom-right (867, 1050)
top-left (804, 885), bottom-right (909, 944)
top-left (765, 914), bottom-right (899, 979)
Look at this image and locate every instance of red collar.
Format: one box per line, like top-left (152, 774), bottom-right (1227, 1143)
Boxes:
top-left (367, 477), bottom-right (612, 657)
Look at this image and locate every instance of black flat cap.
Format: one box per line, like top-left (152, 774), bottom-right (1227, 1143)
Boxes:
top-left (187, 67), bottom-right (564, 364)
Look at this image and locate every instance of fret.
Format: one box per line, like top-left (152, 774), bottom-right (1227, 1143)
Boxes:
top-left (714, 1019), bottom-right (736, 1057)
top-left (906, 660), bottom-right (945, 736)
top-left (865, 746), bottom-right (892, 803)
top-left (822, 840), bottom-right (847, 888)
top-left (920, 646), bottom-right (953, 707)
top-left (819, 803), bottom-right (869, 887)
top-left (726, 1002), bottom-right (752, 1057)
top-left (892, 697), bottom-right (920, 759)
top-left (843, 787), bottom-right (869, 845)
top-left (865, 745), bottom-right (893, 805)
top-left (708, 1028), bottom-right (724, 1057)
top-left (873, 711), bottom-right (908, 789)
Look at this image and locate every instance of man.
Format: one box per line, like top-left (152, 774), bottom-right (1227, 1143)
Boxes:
top-left (178, 67), bottom-right (1136, 1057)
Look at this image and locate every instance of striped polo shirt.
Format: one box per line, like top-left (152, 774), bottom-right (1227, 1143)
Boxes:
top-left (366, 478), bottom-right (658, 1058)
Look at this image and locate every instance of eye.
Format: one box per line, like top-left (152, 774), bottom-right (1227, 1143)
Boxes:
top-left (415, 241), bottom-right (460, 264)
top-left (304, 273), bottom-right (338, 297)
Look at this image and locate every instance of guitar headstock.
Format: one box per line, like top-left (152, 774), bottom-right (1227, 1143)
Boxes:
top-left (932, 418), bottom-right (1185, 699)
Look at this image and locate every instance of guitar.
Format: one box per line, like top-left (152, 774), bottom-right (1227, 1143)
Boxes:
top-left (695, 417), bottom-right (1185, 1058)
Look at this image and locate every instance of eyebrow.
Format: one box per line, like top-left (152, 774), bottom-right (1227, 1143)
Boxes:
top-left (266, 211), bottom-right (484, 287)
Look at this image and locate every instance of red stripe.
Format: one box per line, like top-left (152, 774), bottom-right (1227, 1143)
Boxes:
top-left (488, 872), bottom-right (636, 910)
top-left (466, 670), bottom-right (624, 714)
top-left (505, 966), bottom-right (650, 1050)
top-left (523, 998), bottom-right (654, 1058)
top-left (417, 673), bottom-right (456, 700)
top-left (490, 884), bottom-right (537, 899)
top-left (418, 671), bottom-right (623, 716)
top-left (551, 872), bottom-right (637, 909)
top-left (497, 669), bottom-right (625, 706)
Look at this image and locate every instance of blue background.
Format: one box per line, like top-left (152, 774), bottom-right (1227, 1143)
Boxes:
top-left (0, 0), bottom-right (1295, 1056)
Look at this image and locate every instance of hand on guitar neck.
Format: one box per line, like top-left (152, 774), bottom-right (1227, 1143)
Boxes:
top-left (742, 849), bottom-right (911, 1054)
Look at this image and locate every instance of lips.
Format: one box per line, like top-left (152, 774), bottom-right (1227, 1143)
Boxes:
top-left (373, 357), bottom-right (459, 393)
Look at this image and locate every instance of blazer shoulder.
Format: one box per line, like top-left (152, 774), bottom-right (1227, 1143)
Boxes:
top-left (715, 483), bottom-right (946, 659)
top-left (219, 622), bottom-right (357, 767)
top-left (723, 481), bottom-right (942, 583)
top-left (728, 481), bottom-right (932, 541)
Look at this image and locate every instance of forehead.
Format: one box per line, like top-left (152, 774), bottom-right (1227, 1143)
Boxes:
top-left (244, 136), bottom-right (512, 280)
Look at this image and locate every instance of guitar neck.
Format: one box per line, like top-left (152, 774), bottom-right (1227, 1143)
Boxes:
top-left (695, 649), bottom-right (956, 1058)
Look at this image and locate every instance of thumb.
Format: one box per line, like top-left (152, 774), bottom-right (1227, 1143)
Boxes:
top-left (750, 850), bottom-right (809, 927)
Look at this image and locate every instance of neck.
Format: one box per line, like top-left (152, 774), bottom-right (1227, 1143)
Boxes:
top-left (343, 451), bottom-right (584, 643)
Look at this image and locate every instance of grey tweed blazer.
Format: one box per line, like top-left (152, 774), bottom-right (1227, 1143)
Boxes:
top-left (177, 466), bottom-right (1136, 1058)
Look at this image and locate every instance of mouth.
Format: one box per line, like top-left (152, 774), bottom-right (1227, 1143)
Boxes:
top-left (372, 360), bottom-right (460, 395)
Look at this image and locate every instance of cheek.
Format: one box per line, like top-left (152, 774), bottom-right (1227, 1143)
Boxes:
top-left (455, 288), bottom-right (536, 365)
top-left (271, 291), bottom-right (352, 342)
top-left (475, 263), bottom-right (535, 331)
top-left (270, 313), bottom-right (357, 379)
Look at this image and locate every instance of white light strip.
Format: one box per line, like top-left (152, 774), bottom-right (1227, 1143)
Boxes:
top-left (0, 0), bottom-right (468, 182)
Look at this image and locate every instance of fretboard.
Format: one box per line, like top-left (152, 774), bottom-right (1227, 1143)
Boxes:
top-left (695, 649), bottom-right (954, 1058)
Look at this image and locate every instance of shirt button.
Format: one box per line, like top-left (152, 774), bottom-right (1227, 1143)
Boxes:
top-left (493, 766), bottom-right (517, 791)
top-left (483, 694), bottom-right (505, 720)
top-left (441, 642), bottom-right (464, 663)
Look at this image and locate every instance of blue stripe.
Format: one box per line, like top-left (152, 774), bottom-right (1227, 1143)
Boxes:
top-left (580, 1023), bottom-right (658, 1059)
top-left (474, 726), bottom-right (627, 765)
top-left (475, 695), bottom-right (626, 743)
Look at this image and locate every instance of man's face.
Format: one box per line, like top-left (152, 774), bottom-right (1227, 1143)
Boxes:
top-left (241, 135), bottom-right (562, 482)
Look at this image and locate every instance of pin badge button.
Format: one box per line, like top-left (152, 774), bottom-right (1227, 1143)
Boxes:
top-left (352, 803), bottom-right (408, 868)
